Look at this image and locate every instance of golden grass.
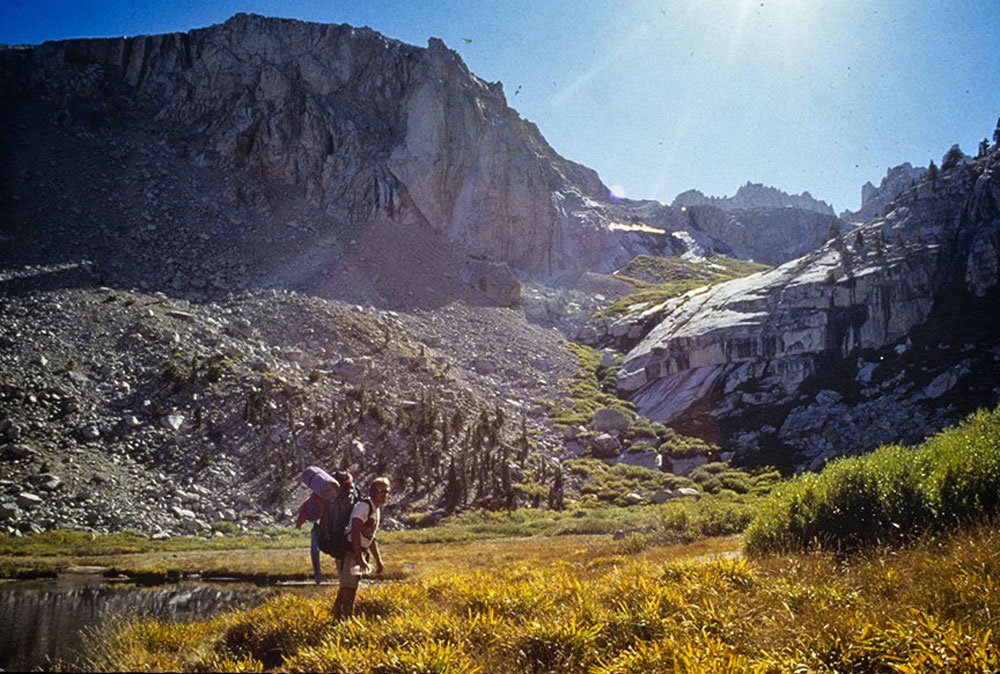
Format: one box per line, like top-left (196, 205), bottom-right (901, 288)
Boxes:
top-left (89, 524), bottom-right (1000, 672)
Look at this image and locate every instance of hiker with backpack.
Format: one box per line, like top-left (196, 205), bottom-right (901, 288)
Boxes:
top-left (333, 476), bottom-right (390, 619)
top-left (296, 467), bottom-right (359, 584)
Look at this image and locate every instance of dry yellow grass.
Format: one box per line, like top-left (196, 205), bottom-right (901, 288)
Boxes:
top-left (88, 525), bottom-right (1000, 672)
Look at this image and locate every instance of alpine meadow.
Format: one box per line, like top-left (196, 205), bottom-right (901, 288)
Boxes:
top-left (2, 5), bottom-right (1000, 672)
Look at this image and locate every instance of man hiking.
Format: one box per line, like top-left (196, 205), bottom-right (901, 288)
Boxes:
top-left (333, 476), bottom-right (389, 619)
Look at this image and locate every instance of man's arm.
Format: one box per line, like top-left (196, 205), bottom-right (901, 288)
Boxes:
top-left (350, 517), bottom-right (365, 568)
top-left (369, 538), bottom-right (383, 574)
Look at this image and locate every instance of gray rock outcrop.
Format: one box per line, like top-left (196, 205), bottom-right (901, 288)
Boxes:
top-left (605, 199), bottom-right (842, 266)
top-left (617, 149), bottom-right (1000, 463)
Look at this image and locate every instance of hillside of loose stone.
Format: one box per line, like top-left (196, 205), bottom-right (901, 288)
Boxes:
top-left (0, 280), bottom-right (578, 535)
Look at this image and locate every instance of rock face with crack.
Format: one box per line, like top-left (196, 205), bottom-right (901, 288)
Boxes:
top-left (0, 14), bottom-right (856, 281)
top-left (616, 150), bottom-right (1000, 463)
top-left (0, 13), bottom-right (636, 277)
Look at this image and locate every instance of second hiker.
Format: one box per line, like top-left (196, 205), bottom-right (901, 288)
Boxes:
top-left (334, 476), bottom-right (389, 619)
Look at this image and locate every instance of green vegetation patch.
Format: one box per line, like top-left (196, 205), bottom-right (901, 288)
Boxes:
top-left (744, 404), bottom-right (1000, 555)
top-left (0, 529), bottom-right (308, 560)
top-left (547, 343), bottom-right (721, 462)
top-left (689, 462), bottom-right (782, 496)
top-left (547, 342), bottom-right (635, 428)
top-left (595, 255), bottom-right (769, 319)
top-left (566, 458), bottom-right (692, 505)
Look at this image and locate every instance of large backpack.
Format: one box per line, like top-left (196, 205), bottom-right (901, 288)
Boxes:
top-left (316, 486), bottom-right (365, 559)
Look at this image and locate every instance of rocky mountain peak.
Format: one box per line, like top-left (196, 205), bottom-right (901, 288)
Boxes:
top-left (672, 181), bottom-right (836, 216)
top-left (842, 162), bottom-right (927, 223)
top-left (613, 145), bottom-right (1000, 468)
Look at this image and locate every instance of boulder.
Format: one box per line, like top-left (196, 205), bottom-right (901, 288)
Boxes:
top-left (614, 450), bottom-right (662, 472)
top-left (1, 444), bottom-right (34, 461)
top-left (471, 358), bottom-right (498, 375)
top-left (650, 489), bottom-right (674, 504)
top-left (27, 473), bottom-right (62, 491)
top-left (4, 424), bottom-right (22, 442)
top-left (330, 358), bottom-right (368, 385)
top-left (181, 518), bottom-right (210, 534)
top-left (461, 258), bottom-right (521, 306)
top-left (589, 407), bottom-right (630, 434)
top-left (674, 487), bottom-right (702, 499)
top-left (15, 492), bottom-right (43, 509)
top-left (170, 506), bottom-right (197, 520)
top-left (624, 492), bottom-right (644, 506)
top-left (590, 433), bottom-right (622, 458)
top-left (662, 454), bottom-right (709, 477)
top-left (922, 366), bottom-right (963, 399)
top-left (163, 413), bottom-right (185, 432)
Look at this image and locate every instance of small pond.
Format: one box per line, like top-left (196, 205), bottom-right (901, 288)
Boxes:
top-left (0, 572), bottom-right (330, 671)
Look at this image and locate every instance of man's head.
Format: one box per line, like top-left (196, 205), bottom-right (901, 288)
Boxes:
top-left (370, 476), bottom-right (390, 506)
top-left (334, 470), bottom-right (353, 494)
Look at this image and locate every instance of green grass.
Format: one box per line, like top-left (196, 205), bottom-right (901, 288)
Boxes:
top-left (566, 458), bottom-right (693, 504)
top-left (595, 255), bottom-right (769, 319)
top-left (0, 529), bottom-right (309, 559)
top-left (744, 404), bottom-right (1000, 554)
top-left (547, 342), bottom-right (635, 428)
top-left (688, 462), bottom-right (781, 496)
top-left (379, 491), bottom-right (762, 545)
top-left (0, 493), bottom-right (764, 578)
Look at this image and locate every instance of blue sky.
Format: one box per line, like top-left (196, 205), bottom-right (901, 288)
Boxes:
top-left (3, 0), bottom-right (999, 212)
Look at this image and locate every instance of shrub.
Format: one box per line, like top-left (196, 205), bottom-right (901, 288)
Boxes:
top-left (513, 616), bottom-right (602, 673)
top-left (218, 594), bottom-right (333, 668)
top-left (745, 405), bottom-right (1000, 554)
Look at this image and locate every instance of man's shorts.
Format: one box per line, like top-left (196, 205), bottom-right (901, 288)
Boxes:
top-left (337, 550), bottom-right (363, 589)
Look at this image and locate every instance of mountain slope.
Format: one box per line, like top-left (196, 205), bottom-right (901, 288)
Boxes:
top-left (614, 148), bottom-right (1000, 467)
top-left (0, 13), bottom-right (635, 281)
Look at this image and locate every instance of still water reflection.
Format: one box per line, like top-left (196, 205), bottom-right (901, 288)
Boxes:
top-left (0, 574), bottom-right (326, 671)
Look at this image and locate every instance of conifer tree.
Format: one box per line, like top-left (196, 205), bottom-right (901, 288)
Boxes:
top-left (941, 144), bottom-right (963, 171)
top-left (827, 220), bottom-right (841, 242)
top-left (443, 458), bottom-right (462, 512)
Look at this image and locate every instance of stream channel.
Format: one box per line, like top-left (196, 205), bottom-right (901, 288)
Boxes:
top-left (0, 570), bottom-right (329, 671)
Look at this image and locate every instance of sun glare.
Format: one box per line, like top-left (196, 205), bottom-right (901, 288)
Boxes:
top-left (609, 184), bottom-right (626, 199)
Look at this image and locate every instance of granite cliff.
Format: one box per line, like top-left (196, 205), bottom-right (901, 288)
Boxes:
top-left (0, 14), bottom-right (850, 288)
top-left (614, 149), bottom-right (1000, 467)
top-left (0, 13), bottom-right (640, 280)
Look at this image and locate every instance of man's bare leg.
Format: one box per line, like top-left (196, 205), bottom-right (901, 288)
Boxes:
top-left (334, 587), bottom-right (357, 619)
